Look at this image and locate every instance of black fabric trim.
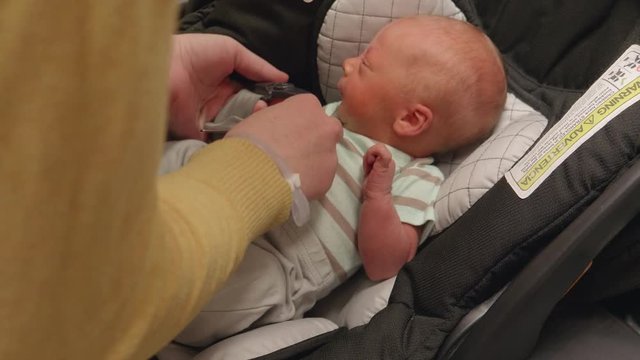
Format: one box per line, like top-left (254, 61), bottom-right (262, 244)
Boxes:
top-left (176, 0), bottom-right (329, 95)
top-left (455, 0), bottom-right (640, 122)
top-left (300, 303), bottom-right (415, 359)
top-left (572, 210), bottom-right (640, 302)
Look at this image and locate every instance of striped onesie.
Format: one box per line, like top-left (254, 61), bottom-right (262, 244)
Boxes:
top-left (302, 127), bottom-right (443, 282)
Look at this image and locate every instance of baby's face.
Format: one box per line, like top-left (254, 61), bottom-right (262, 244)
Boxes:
top-left (336, 22), bottom-right (412, 138)
top-left (338, 16), bottom-right (507, 156)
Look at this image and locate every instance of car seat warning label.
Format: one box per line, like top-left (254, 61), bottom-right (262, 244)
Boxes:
top-left (507, 44), bottom-right (640, 199)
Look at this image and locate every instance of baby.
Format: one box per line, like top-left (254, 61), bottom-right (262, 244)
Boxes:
top-left (170, 15), bottom-right (506, 347)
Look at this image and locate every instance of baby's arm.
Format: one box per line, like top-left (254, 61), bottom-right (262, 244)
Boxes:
top-left (358, 144), bottom-right (420, 281)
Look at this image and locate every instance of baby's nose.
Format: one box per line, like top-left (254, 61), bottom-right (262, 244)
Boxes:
top-left (342, 57), bottom-right (356, 75)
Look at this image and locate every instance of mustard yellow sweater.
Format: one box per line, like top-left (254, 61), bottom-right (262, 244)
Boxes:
top-left (0, 1), bottom-right (291, 359)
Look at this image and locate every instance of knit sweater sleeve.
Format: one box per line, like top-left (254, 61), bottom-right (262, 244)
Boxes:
top-left (0, 1), bottom-right (290, 359)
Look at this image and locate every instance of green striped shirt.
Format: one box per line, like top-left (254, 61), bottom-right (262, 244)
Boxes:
top-left (304, 103), bottom-right (443, 278)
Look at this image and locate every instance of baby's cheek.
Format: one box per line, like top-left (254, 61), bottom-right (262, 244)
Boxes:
top-left (339, 97), bottom-right (359, 118)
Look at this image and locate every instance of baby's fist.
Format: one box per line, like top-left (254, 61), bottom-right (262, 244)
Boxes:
top-left (362, 143), bottom-right (395, 199)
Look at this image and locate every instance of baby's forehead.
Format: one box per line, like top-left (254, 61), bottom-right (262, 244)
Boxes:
top-left (372, 19), bottom-right (442, 53)
top-left (382, 17), bottom-right (433, 35)
top-left (376, 19), bottom-right (415, 40)
top-left (369, 24), bottom-right (413, 53)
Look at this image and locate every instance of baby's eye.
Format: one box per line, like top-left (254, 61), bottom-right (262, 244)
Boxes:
top-left (360, 60), bottom-right (370, 73)
top-left (362, 56), bottom-right (373, 70)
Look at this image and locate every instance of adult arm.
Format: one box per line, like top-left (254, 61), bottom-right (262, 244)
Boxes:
top-left (358, 144), bottom-right (420, 281)
top-left (0, 1), bottom-right (339, 359)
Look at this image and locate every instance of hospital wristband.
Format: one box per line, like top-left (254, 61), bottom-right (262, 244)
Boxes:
top-left (232, 134), bottom-right (311, 226)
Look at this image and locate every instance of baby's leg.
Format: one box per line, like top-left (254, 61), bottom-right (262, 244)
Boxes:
top-left (174, 237), bottom-right (293, 347)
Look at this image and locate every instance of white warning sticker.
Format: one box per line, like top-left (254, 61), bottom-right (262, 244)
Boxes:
top-left (506, 44), bottom-right (640, 199)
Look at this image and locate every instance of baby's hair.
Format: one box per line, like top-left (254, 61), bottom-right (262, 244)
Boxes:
top-left (445, 21), bottom-right (506, 150)
top-left (400, 16), bottom-right (507, 152)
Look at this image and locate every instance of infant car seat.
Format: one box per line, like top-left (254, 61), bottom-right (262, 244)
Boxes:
top-left (161, 0), bottom-right (640, 359)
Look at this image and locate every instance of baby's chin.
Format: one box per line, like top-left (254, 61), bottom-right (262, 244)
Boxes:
top-left (335, 104), bottom-right (349, 126)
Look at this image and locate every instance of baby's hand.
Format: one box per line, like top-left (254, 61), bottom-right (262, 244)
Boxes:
top-left (253, 99), bottom-right (268, 113)
top-left (362, 143), bottom-right (395, 200)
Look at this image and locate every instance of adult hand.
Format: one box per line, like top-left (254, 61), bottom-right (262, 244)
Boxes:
top-left (169, 34), bottom-right (288, 140)
top-left (226, 94), bottom-right (343, 200)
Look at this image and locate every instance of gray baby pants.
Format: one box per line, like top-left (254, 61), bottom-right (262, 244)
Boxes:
top-left (174, 223), bottom-right (338, 347)
top-left (160, 139), bottom-right (339, 348)
top-left (158, 139), bottom-right (207, 175)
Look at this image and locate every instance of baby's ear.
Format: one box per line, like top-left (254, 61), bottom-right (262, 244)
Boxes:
top-left (392, 104), bottom-right (433, 137)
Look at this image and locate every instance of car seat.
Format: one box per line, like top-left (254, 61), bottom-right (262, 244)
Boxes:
top-left (159, 0), bottom-right (640, 358)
